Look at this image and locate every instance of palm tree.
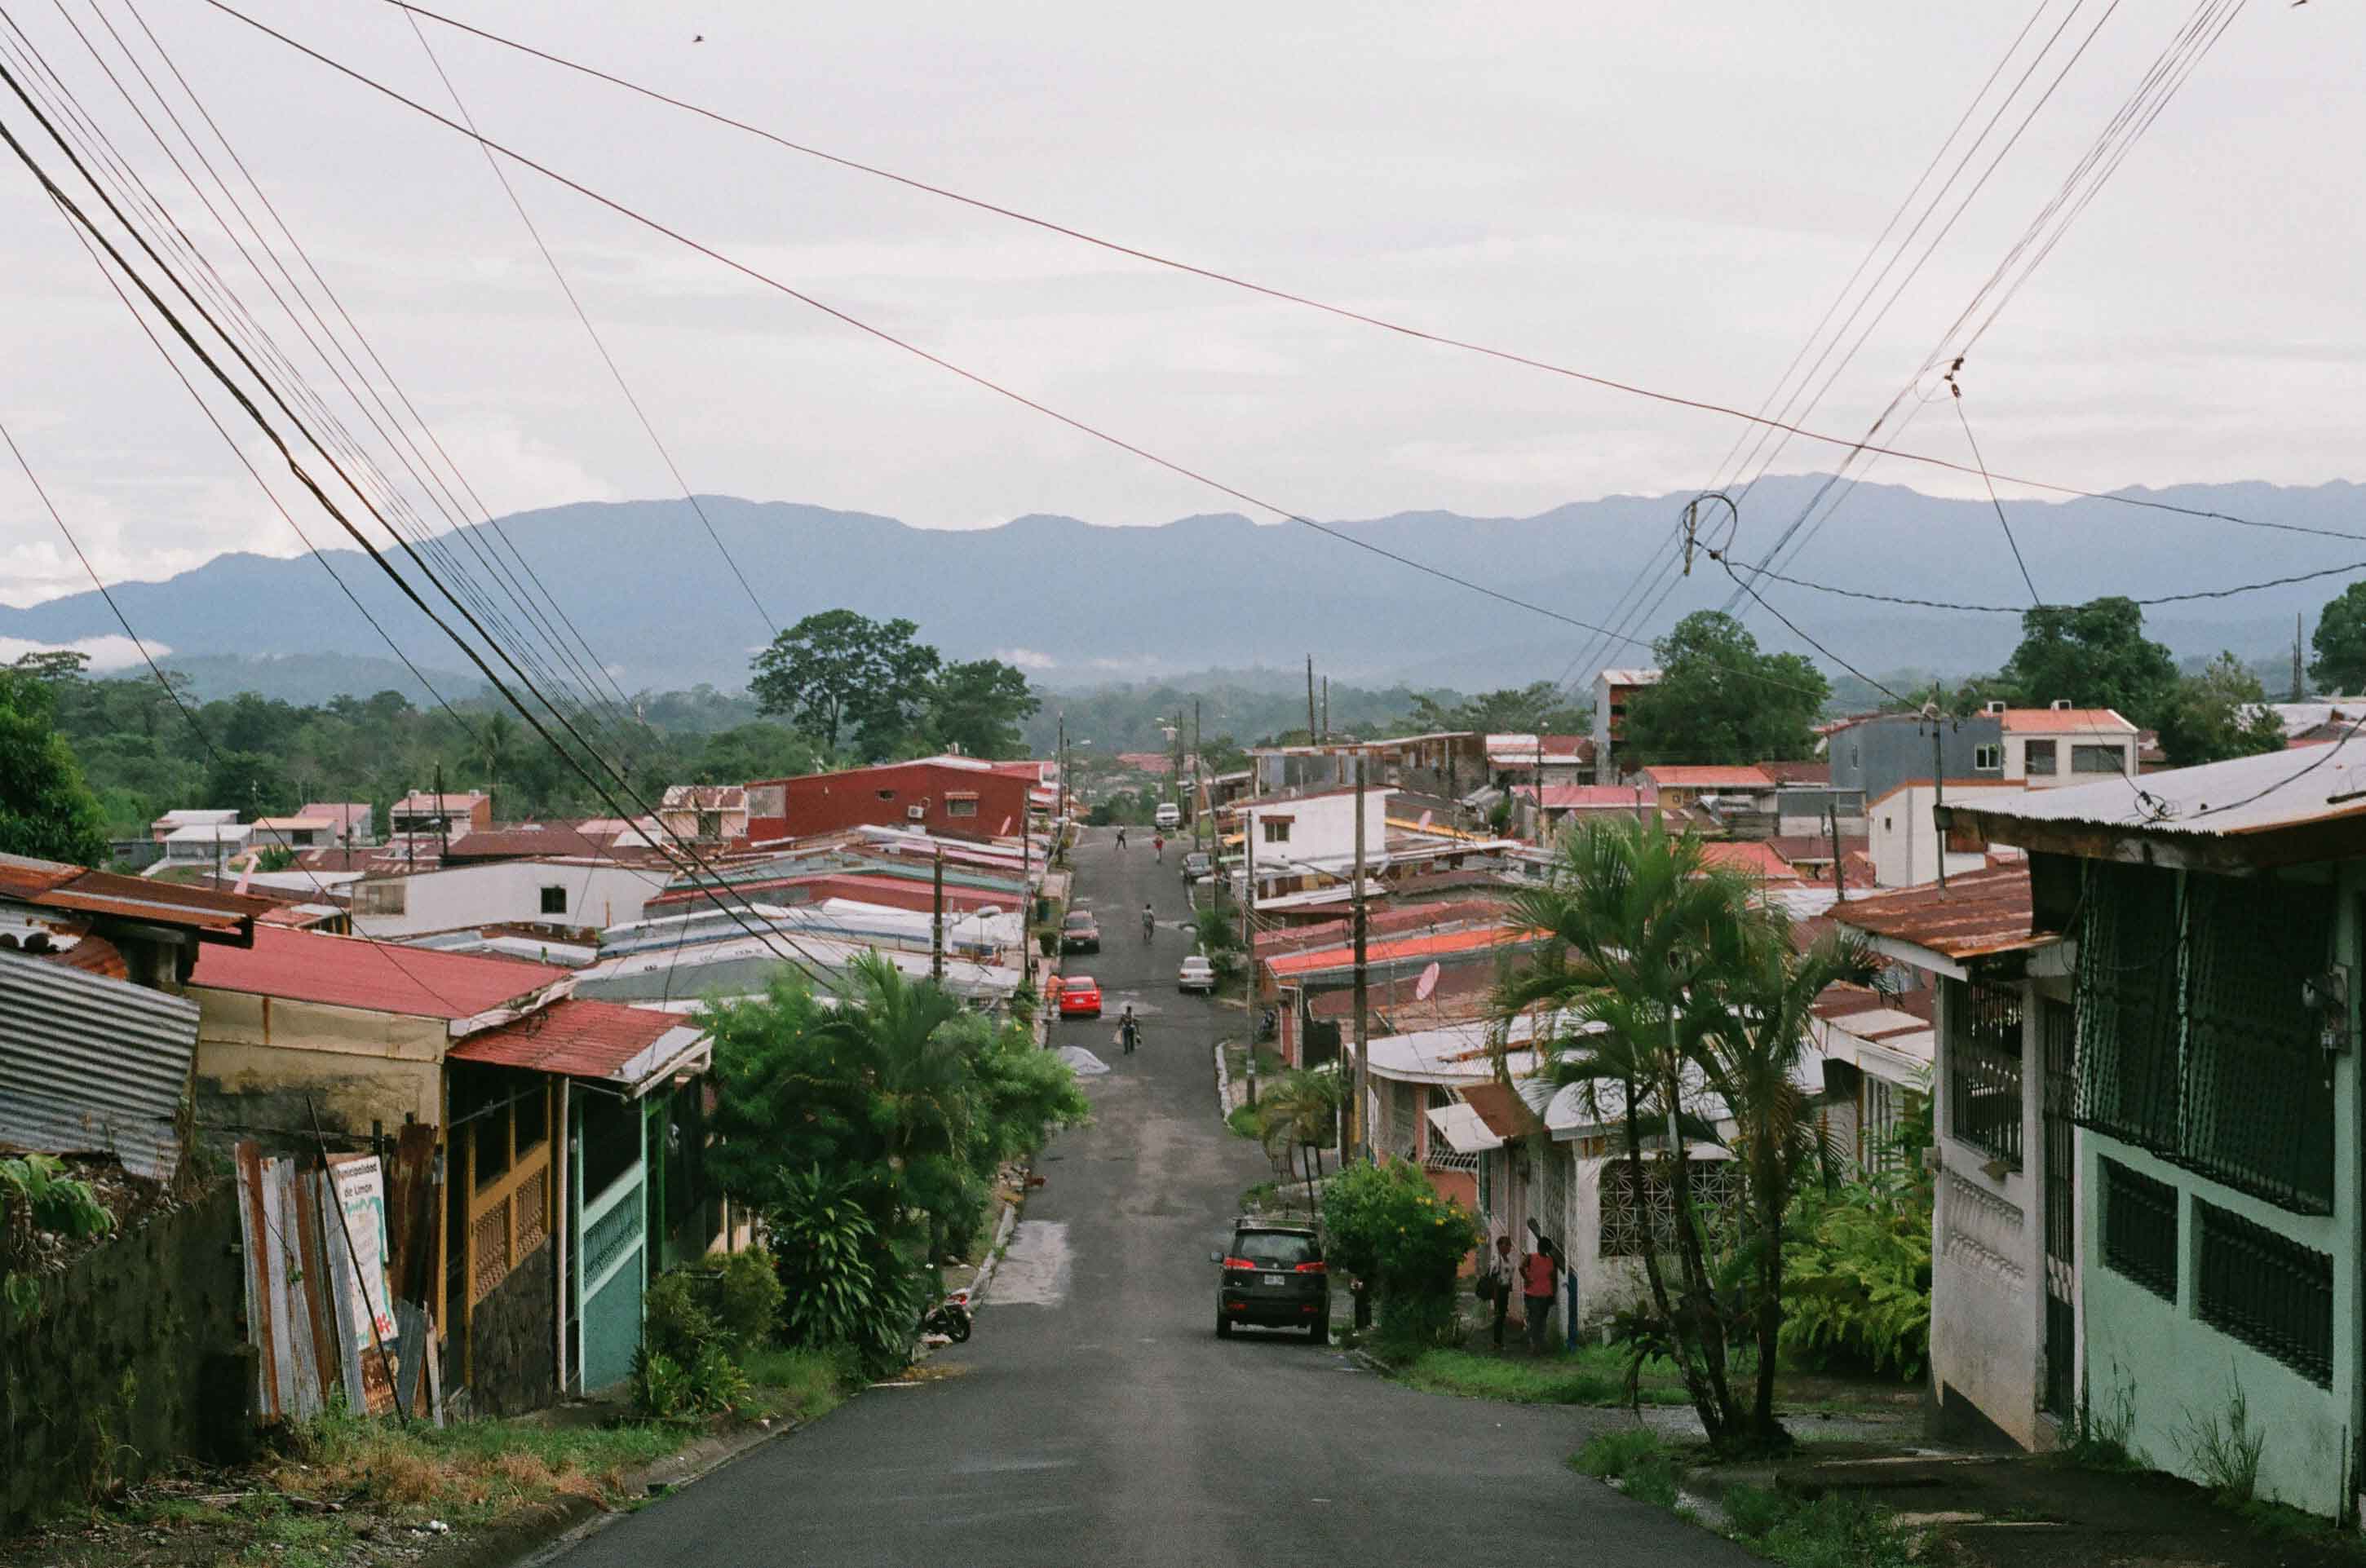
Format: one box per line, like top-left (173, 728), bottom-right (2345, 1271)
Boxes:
top-left (1493, 819), bottom-right (1871, 1455)
top-left (826, 954), bottom-right (980, 1254)
top-left (1256, 1069), bottom-right (1344, 1215)
top-left (480, 709), bottom-right (520, 819)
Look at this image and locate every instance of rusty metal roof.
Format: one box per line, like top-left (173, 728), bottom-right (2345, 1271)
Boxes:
top-left (0, 853), bottom-right (269, 939)
top-left (1832, 864), bottom-right (2051, 962)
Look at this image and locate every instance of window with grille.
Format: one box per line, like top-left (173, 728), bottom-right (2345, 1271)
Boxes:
top-left (2196, 1200), bottom-right (2333, 1387)
top-left (2072, 744), bottom-right (2128, 775)
top-left (2101, 1158), bottom-right (2178, 1301)
top-left (1948, 980), bottom-right (2023, 1168)
top-left (946, 797), bottom-right (978, 817)
top-left (2077, 864), bottom-right (2334, 1214)
top-left (1599, 1159), bottom-right (1741, 1257)
top-left (1864, 1076), bottom-right (1900, 1173)
top-left (2024, 740), bottom-right (2058, 775)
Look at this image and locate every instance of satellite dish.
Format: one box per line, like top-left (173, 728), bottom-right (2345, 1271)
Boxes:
top-left (1417, 809), bottom-right (1435, 830)
top-left (1415, 961), bottom-right (1441, 1000)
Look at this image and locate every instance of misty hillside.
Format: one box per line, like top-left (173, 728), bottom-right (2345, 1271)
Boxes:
top-left (6, 475), bottom-right (2359, 694)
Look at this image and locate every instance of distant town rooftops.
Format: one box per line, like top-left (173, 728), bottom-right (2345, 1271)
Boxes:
top-left (299, 802), bottom-right (372, 829)
top-left (1515, 784), bottom-right (1658, 811)
top-left (660, 784), bottom-right (746, 811)
top-left (1696, 841), bottom-right (1802, 883)
top-left (151, 808), bottom-right (238, 832)
top-left (1, 851), bottom-right (274, 940)
top-left (1640, 765), bottom-right (1777, 788)
top-left (391, 790), bottom-right (489, 814)
top-left (1756, 760), bottom-right (1832, 785)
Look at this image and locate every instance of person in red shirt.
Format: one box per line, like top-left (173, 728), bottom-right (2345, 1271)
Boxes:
top-left (1520, 1236), bottom-right (1560, 1354)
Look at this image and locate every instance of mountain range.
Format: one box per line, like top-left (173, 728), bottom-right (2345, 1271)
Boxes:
top-left (6, 475), bottom-right (2359, 696)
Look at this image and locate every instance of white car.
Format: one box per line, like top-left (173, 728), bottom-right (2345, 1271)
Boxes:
top-left (1177, 954), bottom-right (1217, 993)
top-left (1154, 802), bottom-right (1182, 830)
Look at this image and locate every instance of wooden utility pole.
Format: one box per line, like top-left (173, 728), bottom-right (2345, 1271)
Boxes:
top-left (931, 845), bottom-right (945, 983)
top-left (1306, 655), bottom-right (1318, 742)
top-left (1320, 677), bottom-right (1329, 744)
top-left (1826, 798), bottom-right (1846, 903)
top-left (1055, 713), bottom-right (1067, 859)
top-left (2293, 613), bottom-right (2306, 703)
top-left (1930, 707), bottom-right (1948, 893)
top-left (1192, 699), bottom-right (1204, 850)
top-left (433, 761), bottom-right (449, 863)
top-left (1242, 802), bottom-right (1258, 1110)
top-left (1351, 753), bottom-right (1370, 1163)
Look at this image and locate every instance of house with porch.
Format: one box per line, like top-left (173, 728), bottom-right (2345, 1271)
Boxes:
top-left (1930, 750), bottom-right (2366, 1517)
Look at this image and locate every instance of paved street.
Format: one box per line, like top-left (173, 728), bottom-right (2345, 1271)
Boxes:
top-left (548, 829), bottom-right (1745, 1566)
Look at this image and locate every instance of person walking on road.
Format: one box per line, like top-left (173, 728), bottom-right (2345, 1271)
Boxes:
top-left (1118, 1004), bottom-right (1140, 1055)
top-left (1152, 833), bottom-right (1165, 863)
top-left (1115, 826), bottom-right (1128, 849)
top-left (1485, 1235), bottom-right (1515, 1350)
top-left (1520, 1235), bottom-right (1560, 1354)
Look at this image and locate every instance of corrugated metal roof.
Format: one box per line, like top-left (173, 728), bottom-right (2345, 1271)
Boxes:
top-left (1832, 864), bottom-right (2049, 962)
top-left (7, 859), bottom-right (273, 935)
top-left (1599, 668), bottom-right (1661, 686)
top-left (1697, 841), bottom-right (1802, 882)
top-left (1642, 766), bottom-right (1777, 788)
top-left (447, 998), bottom-right (707, 1087)
top-left (1516, 784), bottom-right (1658, 810)
top-left (1997, 707), bottom-right (2136, 735)
top-left (190, 925), bottom-right (570, 1019)
top-left (1950, 740), bottom-right (2366, 839)
top-left (0, 949), bottom-right (197, 1180)
top-left (1265, 922), bottom-right (1531, 979)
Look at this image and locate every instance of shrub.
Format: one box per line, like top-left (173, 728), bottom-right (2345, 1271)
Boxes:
top-left (767, 1164), bottom-right (922, 1379)
top-left (641, 1270), bottom-right (723, 1369)
top-left (712, 1247), bottom-right (786, 1355)
top-left (1573, 1428), bottom-right (1668, 1481)
top-left (1322, 1159), bottom-right (1482, 1351)
top-left (631, 1351), bottom-right (695, 1421)
top-left (1720, 1482), bottom-right (1793, 1539)
top-left (1780, 1169), bottom-right (1931, 1378)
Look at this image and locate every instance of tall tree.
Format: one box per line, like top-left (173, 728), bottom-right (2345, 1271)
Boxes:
top-left (1999, 596), bottom-right (2177, 727)
top-left (749, 611), bottom-right (940, 757)
top-left (927, 659), bottom-right (1041, 759)
top-left (2156, 651), bottom-right (2289, 768)
top-left (1622, 611), bottom-right (1827, 766)
top-left (2309, 581), bottom-right (2366, 696)
top-left (1407, 680), bottom-right (1590, 735)
top-left (0, 668), bottom-right (110, 865)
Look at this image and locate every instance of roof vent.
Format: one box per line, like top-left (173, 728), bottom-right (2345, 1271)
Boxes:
top-left (1984, 700), bottom-right (2006, 714)
top-left (2051, 699), bottom-right (2072, 710)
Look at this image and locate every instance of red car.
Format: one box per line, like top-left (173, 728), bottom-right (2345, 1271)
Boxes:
top-left (1057, 974), bottom-right (1103, 1018)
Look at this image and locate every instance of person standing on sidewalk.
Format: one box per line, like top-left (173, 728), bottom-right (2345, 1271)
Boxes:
top-left (1520, 1236), bottom-right (1559, 1354)
top-left (1486, 1235), bottom-right (1515, 1350)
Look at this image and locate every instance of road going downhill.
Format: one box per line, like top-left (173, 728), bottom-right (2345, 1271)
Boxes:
top-left (546, 828), bottom-right (1745, 1566)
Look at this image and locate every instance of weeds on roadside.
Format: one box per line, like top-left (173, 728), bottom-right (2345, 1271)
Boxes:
top-left (1572, 1429), bottom-right (1683, 1508)
top-left (2063, 1359), bottom-right (2143, 1472)
top-left (2176, 1367), bottom-right (2265, 1506)
top-left (1754, 1493), bottom-right (1922, 1568)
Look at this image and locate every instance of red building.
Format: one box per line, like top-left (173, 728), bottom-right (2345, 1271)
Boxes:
top-left (745, 757), bottom-right (1033, 842)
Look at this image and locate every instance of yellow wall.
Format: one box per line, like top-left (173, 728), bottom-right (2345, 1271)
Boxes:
top-left (189, 988), bottom-right (446, 1134)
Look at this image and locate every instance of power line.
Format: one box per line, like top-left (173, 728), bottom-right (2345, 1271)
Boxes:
top-left (1950, 375), bottom-right (2041, 606)
top-left (0, 75), bottom-right (841, 992)
top-left (1702, 552), bottom-right (2366, 617)
top-left (305, 0), bottom-right (2326, 541)
top-left (395, 7), bottom-right (777, 640)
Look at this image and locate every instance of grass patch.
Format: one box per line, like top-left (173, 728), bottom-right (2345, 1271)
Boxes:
top-left (1749, 1493), bottom-right (1923, 1568)
top-left (275, 1402), bottom-right (680, 1526)
top-left (741, 1345), bottom-right (855, 1424)
top-left (1400, 1345), bottom-right (1692, 1407)
top-left (1572, 1429), bottom-right (1680, 1507)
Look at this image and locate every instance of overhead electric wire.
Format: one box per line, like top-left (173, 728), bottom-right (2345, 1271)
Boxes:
top-left (1, 406), bottom-right (480, 1014)
top-left (7, 7), bottom-right (642, 760)
top-left (396, 6), bottom-right (777, 638)
top-left (1953, 388), bottom-right (2041, 605)
top-left (42, 0), bottom-right (645, 750)
top-left (310, 0), bottom-right (2324, 542)
top-left (0, 68), bottom-right (841, 991)
top-left (1697, 551), bottom-right (2366, 616)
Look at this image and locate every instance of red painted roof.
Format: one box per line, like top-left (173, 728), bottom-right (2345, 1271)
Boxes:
top-left (1641, 766), bottom-right (1776, 788)
top-left (1516, 784), bottom-right (1658, 811)
top-left (190, 925), bottom-right (568, 1019)
top-left (1266, 922), bottom-right (1533, 979)
top-left (446, 998), bottom-right (692, 1080)
top-left (1755, 760), bottom-right (1831, 785)
top-left (1252, 899), bottom-right (1508, 956)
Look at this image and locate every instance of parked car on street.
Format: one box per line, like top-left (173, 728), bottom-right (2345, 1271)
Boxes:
top-left (1177, 954), bottom-right (1216, 993)
top-left (1057, 974), bottom-right (1103, 1018)
top-left (1212, 1221), bottom-right (1329, 1341)
top-left (1060, 910), bottom-right (1101, 953)
top-left (1181, 850), bottom-right (1212, 882)
top-left (1154, 802), bottom-right (1182, 830)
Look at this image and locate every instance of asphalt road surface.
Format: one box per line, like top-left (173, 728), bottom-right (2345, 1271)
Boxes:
top-left (548, 828), bottom-right (1745, 1566)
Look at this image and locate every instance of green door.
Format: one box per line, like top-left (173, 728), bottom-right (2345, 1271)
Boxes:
top-left (573, 1089), bottom-right (648, 1393)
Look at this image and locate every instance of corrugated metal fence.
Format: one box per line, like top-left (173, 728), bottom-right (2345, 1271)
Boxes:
top-left (0, 948), bottom-right (196, 1180)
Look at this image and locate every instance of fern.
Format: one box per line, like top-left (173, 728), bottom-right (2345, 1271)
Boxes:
top-left (1779, 1170), bottom-right (1932, 1379)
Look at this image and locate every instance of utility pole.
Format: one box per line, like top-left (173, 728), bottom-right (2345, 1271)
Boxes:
top-left (1192, 699), bottom-right (1204, 852)
top-left (1242, 800), bottom-right (1258, 1110)
top-left (2293, 613), bottom-right (2306, 703)
top-left (1351, 752), bottom-right (1370, 1164)
top-left (433, 760), bottom-right (449, 864)
top-left (1320, 677), bottom-right (1329, 744)
top-left (1929, 705), bottom-right (1948, 893)
top-left (1056, 712), bottom-right (1067, 860)
top-left (1826, 798), bottom-right (1846, 903)
top-left (1306, 655), bottom-right (1318, 743)
top-left (931, 845), bottom-right (945, 983)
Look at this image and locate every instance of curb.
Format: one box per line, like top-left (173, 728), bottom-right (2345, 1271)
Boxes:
top-left (966, 1188), bottom-right (1024, 1308)
top-left (1212, 1040), bottom-right (1233, 1121)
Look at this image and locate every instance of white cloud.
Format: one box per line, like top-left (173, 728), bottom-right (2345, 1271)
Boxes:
top-left (993, 647), bottom-right (1059, 669)
top-left (0, 634), bottom-right (172, 673)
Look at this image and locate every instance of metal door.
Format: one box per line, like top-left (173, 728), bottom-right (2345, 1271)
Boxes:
top-left (573, 1098), bottom-right (648, 1394)
top-left (2041, 998), bottom-right (2077, 1418)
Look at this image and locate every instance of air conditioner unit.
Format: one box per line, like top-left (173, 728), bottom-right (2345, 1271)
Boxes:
top-left (2051, 699), bottom-right (2072, 710)
top-left (1984, 700), bottom-right (2006, 714)
top-left (906, 805), bottom-right (926, 821)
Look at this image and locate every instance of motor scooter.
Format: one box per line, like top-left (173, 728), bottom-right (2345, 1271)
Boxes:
top-left (921, 1287), bottom-right (973, 1344)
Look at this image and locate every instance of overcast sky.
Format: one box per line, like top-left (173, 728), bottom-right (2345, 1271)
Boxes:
top-left (2, 0), bottom-right (2359, 619)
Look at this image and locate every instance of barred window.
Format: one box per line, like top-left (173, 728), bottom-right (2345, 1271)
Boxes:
top-left (2197, 1201), bottom-right (2333, 1387)
top-left (1948, 980), bottom-right (2023, 1169)
top-left (2077, 865), bottom-right (2334, 1214)
top-left (2072, 744), bottom-right (2129, 775)
top-left (2101, 1158), bottom-right (2178, 1301)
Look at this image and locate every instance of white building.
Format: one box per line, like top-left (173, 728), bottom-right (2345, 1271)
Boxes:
top-left (1591, 668), bottom-right (1661, 784)
top-left (161, 820), bottom-right (253, 865)
top-left (349, 856), bottom-right (673, 939)
top-left (150, 808), bottom-right (237, 843)
top-left (1988, 704), bottom-right (2139, 788)
top-left (1240, 786), bottom-right (1394, 886)
top-left (1867, 780), bottom-right (2024, 888)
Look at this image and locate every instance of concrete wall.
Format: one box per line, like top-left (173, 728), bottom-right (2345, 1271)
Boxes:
top-left (0, 1185), bottom-right (249, 1533)
top-left (1830, 714), bottom-right (2001, 805)
top-left (1244, 790), bottom-right (1393, 872)
top-left (750, 762), bottom-right (1032, 842)
top-left (352, 859), bottom-right (671, 939)
top-left (2069, 867), bottom-right (2363, 1517)
top-left (191, 991), bottom-right (445, 1142)
top-left (467, 1237), bottom-right (557, 1418)
top-left (1868, 783), bottom-right (2020, 888)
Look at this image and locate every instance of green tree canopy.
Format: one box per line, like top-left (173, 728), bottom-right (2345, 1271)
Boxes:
top-left (749, 610), bottom-right (940, 757)
top-left (1621, 611), bottom-right (1827, 766)
top-left (926, 658), bottom-right (1041, 759)
top-left (692, 722), bottom-right (817, 785)
top-left (2309, 581), bottom-right (2366, 696)
top-left (1999, 596), bottom-right (2177, 728)
top-left (1406, 680), bottom-right (1590, 735)
top-left (2156, 651), bottom-right (2288, 768)
top-left (0, 665), bottom-right (110, 865)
